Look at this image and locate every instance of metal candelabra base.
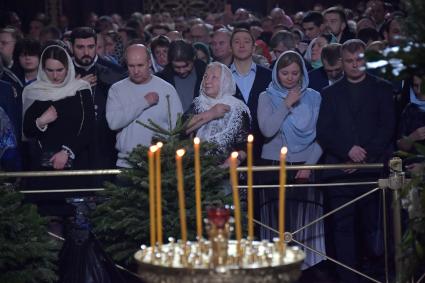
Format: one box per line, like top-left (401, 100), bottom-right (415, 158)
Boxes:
top-left (134, 239), bottom-right (304, 283)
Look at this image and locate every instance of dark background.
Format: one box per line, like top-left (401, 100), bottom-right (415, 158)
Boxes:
top-left (0, 0), bottom-right (397, 31)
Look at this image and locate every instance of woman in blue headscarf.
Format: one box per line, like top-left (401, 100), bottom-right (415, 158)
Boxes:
top-left (257, 50), bottom-right (325, 269)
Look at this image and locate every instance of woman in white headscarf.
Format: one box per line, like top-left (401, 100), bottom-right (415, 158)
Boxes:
top-left (23, 44), bottom-right (94, 173)
top-left (186, 62), bottom-right (251, 164)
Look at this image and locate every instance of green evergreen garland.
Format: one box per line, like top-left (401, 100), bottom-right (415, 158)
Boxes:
top-left (365, 0), bottom-right (425, 280)
top-left (91, 111), bottom-right (231, 268)
top-left (366, 0), bottom-right (425, 82)
top-left (0, 185), bottom-right (59, 283)
top-left (397, 144), bottom-right (425, 282)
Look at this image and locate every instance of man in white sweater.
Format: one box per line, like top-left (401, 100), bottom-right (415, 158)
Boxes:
top-left (106, 44), bottom-right (183, 167)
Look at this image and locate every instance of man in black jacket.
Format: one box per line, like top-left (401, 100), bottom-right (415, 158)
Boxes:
top-left (317, 39), bottom-right (394, 283)
top-left (70, 27), bottom-right (126, 183)
top-left (323, 6), bottom-right (355, 43)
top-left (308, 43), bottom-right (343, 92)
top-left (156, 39), bottom-right (206, 112)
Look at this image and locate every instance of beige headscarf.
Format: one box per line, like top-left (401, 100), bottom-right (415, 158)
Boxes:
top-left (22, 44), bottom-right (91, 115)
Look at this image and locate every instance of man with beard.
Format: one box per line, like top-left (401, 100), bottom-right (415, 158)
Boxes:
top-left (156, 39), bottom-right (206, 112)
top-left (70, 27), bottom-right (126, 183)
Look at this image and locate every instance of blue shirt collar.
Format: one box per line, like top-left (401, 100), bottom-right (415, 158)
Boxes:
top-left (230, 61), bottom-right (257, 76)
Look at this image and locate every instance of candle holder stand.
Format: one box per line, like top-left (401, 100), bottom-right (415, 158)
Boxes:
top-left (134, 207), bottom-right (304, 283)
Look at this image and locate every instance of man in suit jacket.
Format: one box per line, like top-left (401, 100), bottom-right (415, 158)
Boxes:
top-left (308, 43), bottom-right (343, 92)
top-left (317, 39), bottom-right (394, 283)
top-left (229, 28), bottom-right (272, 161)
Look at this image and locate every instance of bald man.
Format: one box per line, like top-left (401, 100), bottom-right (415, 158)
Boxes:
top-left (106, 44), bottom-right (183, 167)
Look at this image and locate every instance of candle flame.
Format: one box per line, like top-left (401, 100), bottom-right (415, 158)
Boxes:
top-left (156, 142), bottom-right (163, 148)
top-left (281, 147), bottom-right (288, 155)
top-left (194, 137), bottom-right (200, 144)
top-left (176, 149), bottom-right (186, 157)
top-left (247, 134), bottom-right (254, 142)
top-left (150, 145), bottom-right (158, 153)
top-left (231, 151), bottom-right (239, 159)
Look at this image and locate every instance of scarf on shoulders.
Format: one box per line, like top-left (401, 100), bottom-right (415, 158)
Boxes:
top-left (266, 51), bottom-right (321, 154)
top-left (194, 62), bottom-right (251, 151)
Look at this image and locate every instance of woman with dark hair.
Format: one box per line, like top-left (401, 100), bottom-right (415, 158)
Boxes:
top-left (22, 44), bottom-right (94, 225)
top-left (150, 35), bottom-right (171, 72)
top-left (193, 42), bottom-right (211, 64)
top-left (23, 44), bottom-right (94, 177)
top-left (14, 38), bottom-right (42, 84)
top-left (257, 51), bottom-right (325, 268)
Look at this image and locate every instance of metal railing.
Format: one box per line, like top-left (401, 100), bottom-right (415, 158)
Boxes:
top-left (0, 162), bottom-right (403, 283)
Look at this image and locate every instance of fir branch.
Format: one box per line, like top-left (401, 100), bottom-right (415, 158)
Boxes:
top-left (92, 138), bottom-right (230, 269)
top-left (0, 186), bottom-right (59, 283)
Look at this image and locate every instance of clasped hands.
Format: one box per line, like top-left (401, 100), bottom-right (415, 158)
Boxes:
top-left (344, 145), bottom-right (367, 174)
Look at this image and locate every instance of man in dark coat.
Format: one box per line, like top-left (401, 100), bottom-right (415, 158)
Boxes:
top-left (156, 39), bottom-right (206, 112)
top-left (323, 6), bottom-right (355, 43)
top-left (308, 43), bottom-right (343, 92)
top-left (70, 27), bottom-right (127, 184)
top-left (317, 39), bottom-right (394, 283)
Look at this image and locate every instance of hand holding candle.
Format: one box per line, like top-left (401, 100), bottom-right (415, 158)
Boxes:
top-left (176, 149), bottom-right (187, 243)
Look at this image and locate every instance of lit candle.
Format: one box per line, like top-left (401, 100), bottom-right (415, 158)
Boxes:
top-left (176, 149), bottom-right (187, 243)
top-left (194, 137), bottom-right (202, 239)
top-left (279, 147), bottom-right (288, 255)
top-left (230, 152), bottom-right (242, 243)
top-left (155, 142), bottom-right (163, 245)
top-left (148, 145), bottom-right (157, 249)
top-left (247, 134), bottom-right (254, 240)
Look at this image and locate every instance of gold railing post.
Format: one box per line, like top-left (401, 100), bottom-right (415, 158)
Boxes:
top-left (388, 157), bottom-right (404, 282)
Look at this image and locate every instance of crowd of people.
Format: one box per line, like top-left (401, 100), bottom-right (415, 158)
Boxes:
top-left (0, 1), bottom-right (424, 282)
